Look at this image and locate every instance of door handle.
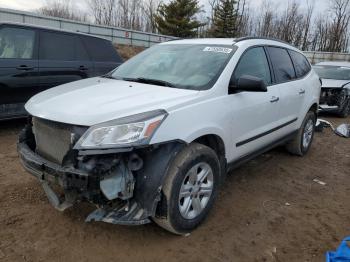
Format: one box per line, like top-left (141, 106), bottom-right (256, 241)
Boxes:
top-left (299, 89), bottom-right (306, 95)
top-left (16, 65), bottom-right (34, 71)
top-left (270, 96), bottom-right (280, 103)
top-left (79, 66), bottom-right (88, 71)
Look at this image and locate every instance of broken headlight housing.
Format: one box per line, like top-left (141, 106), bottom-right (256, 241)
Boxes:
top-left (74, 110), bottom-right (167, 149)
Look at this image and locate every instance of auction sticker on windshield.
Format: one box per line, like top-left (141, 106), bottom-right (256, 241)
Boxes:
top-left (203, 47), bottom-right (233, 54)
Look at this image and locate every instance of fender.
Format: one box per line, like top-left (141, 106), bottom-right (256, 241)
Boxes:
top-left (342, 83), bottom-right (350, 95)
top-left (133, 141), bottom-right (186, 217)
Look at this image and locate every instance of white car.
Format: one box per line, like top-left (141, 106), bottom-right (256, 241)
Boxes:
top-left (18, 37), bottom-right (321, 234)
top-left (313, 62), bottom-right (350, 117)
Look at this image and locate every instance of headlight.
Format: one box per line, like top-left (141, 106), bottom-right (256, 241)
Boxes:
top-left (74, 110), bottom-right (167, 149)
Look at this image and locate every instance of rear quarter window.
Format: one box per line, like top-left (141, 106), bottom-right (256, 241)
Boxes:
top-left (289, 50), bottom-right (311, 78)
top-left (267, 47), bottom-right (296, 83)
top-left (83, 37), bottom-right (122, 63)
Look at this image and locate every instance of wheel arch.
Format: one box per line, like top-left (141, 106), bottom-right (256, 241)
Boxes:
top-left (192, 134), bottom-right (226, 160)
top-left (191, 134), bottom-right (227, 184)
top-left (308, 102), bottom-right (319, 117)
top-left (154, 134), bottom-right (228, 220)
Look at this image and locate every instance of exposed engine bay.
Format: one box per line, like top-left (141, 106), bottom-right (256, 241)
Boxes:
top-left (320, 88), bottom-right (349, 109)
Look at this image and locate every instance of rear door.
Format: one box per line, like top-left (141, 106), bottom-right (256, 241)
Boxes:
top-left (38, 30), bottom-right (93, 90)
top-left (83, 37), bottom-right (123, 76)
top-left (288, 49), bottom-right (312, 115)
top-left (228, 46), bottom-right (282, 158)
top-left (266, 47), bottom-right (306, 134)
top-left (0, 25), bottom-right (39, 118)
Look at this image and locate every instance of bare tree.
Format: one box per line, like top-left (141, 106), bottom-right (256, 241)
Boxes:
top-left (88, 0), bottom-right (116, 26)
top-left (328, 0), bottom-right (350, 52)
top-left (38, 0), bottom-right (88, 22)
top-left (208, 0), bottom-right (219, 25)
top-left (143, 0), bottom-right (161, 32)
top-left (255, 0), bottom-right (276, 38)
top-left (301, 0), bottom-right (314, 50)
top-left (277, 1), bottom-right (303, 44)
top-left (38, 0), bottom-right (350, 52)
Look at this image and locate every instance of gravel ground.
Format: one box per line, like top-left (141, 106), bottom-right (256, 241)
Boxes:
top-left (0, 116), bottom-right (349, 262)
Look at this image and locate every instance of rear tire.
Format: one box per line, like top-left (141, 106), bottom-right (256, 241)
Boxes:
top-left (286, 111), bottom-right (316, 156)
top-left (153, 143), bottom-right (220, 235)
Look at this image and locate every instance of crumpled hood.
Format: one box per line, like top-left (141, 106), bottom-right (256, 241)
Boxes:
top-left (321, 79), bottom-right (350, 89)
top-left (25, 77), bottom-right (199, 126)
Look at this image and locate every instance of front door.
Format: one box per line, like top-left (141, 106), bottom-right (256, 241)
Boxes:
top-left (0, 25), bottom-right (39, 118)
top-left (228, 46), bottom-right (282, 160)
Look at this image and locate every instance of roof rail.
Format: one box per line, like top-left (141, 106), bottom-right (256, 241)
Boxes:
top-left (234, 36), bottom-right (295, 47)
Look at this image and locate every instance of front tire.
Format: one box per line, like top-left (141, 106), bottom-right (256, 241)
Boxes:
top-left (339, 98), bottom-right (350, 118)
top-left (153, 143), bottom-right (220, 235)
top-left (286, 111), bottom-right (316, 156)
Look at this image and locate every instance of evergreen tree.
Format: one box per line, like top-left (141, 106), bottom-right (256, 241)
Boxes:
top-left (211, 0), bottom-right (237, 37)
top-left (155, 0), bottom-right (203, 38)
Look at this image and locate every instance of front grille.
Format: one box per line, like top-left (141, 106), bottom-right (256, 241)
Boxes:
top-left (32, 117), bottom-right (87, 165)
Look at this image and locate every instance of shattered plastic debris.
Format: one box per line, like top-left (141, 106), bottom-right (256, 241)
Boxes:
top-left (313, 178), bottom-right (327, 186)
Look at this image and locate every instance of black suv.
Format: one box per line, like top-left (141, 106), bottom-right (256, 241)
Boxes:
top-left (0, 23), bottom-right (123, 120)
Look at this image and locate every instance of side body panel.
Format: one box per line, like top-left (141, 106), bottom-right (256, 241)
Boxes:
top-left (152, 40), bottom-right (320, 163)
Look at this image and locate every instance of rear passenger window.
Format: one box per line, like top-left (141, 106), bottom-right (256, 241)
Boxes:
top-left (289, 50), bottom-right (311, 78)
top-left (233, 47), bottom-right (271, 85)
top-left (83, 37), bottom-right (122, 62)
top-left (40, 32), bottom-right (75, 61)
top-left (267, 47), bottom-right (296, 83)
top-left (40, 32), bottom-right (90, 61)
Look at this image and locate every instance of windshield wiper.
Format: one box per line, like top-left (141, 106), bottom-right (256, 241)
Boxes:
top-left (123, 77), bottom-right (177, 88)
top-left (101, 74), bottom-right (118, 80)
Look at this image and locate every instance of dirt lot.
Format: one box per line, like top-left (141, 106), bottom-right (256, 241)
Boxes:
top-left (0, 116), bottom-right (349, 262)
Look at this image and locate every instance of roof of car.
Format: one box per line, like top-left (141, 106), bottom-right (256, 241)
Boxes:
top-left (315, 61), bottom-right (350, 68)
top-left (161, 37), bottom-right (301, 52)
top-left (0, 22), bottom-right (109, 41)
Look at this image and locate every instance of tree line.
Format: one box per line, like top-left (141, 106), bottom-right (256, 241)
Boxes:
top-left (38, 0), bottom-right (350, 52)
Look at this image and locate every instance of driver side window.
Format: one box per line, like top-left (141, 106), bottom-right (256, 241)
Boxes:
top-left (232, 47), bottom-right (272, 87)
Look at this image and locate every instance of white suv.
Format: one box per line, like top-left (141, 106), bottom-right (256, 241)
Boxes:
top-left (18, 37), bottom-right (321, 234)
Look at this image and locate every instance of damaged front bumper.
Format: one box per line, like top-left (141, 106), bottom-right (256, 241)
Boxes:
top-left (17, 125), bottom-right (184, 226)
top-left (319, 88), bottom-right (350, 113)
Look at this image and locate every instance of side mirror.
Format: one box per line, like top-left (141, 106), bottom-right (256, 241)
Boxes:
top-left (335, 124), bottom-right (350, 138)
top-left (230, 75), bottom-right (267, 93)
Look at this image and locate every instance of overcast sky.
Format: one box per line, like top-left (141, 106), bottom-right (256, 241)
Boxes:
top-left (0, 0), bottom-right (330, 17)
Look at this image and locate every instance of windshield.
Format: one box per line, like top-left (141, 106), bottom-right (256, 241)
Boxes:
top-left (313, 65), bottom-right (350, 80)
top-left (111, 44), bottom-right (237, 90)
